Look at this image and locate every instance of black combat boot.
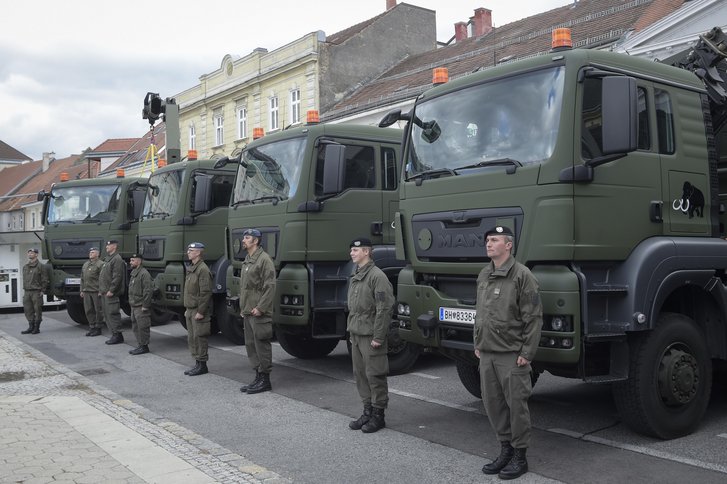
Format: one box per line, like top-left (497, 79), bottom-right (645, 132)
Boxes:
top-left (88, 327), bottom-right (102, 337)
top-left (482, 441), bottom-right (514, 474)
top-left (240, 371), bottom-right (261, 393)
top-left (184, 361), bottom-right (201, 375)
top-left (129, 345), bottom-right (149, 355)
top-left (105, 332), bottom-right (124, 345)
top-left (349, 404), bottom-right (373, 430)
top-left (187, 361), bottom-right (208, 376)
top-left (499, 447), bottom-right (528, 480)
top-left (31, 321), bottom-right (41, 334)
top-left (21, 322), bottom-right (34, 334)
top-left (361, 407), bottom-right (385, 433)
top-left (246, 373), bottom-right (272, 394)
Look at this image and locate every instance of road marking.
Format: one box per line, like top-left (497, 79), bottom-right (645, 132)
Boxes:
top-left (408, 372), bottom-right (440, 380)
top-left (150, 329), bottom-right (177, 337)
top-left (718, 433), bottom-right (727, 439)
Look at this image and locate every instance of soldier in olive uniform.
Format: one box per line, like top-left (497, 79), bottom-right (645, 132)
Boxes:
top-left (347, 237), bottom-right (395, 434)
top-left (474, 226), bottom-right (542, 480)
top-left (21, 248), bottom-right (49, 334)
top-left (81, 247), bottom-right (104, 336)
top-left (99, 239), bottom-right (126, 345)
top-left (183, 242), bottom-right (212, 376)
top-left (238, 228), bottom-right (276, 394)
top-left (128, 254), bottom-right (152, 355)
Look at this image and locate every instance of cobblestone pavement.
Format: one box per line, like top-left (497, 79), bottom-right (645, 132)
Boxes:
top-left (0, 329), bottom-right (290, 484)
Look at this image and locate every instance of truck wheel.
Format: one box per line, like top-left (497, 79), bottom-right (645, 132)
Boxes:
top-left (150, 307), bottom-right (173, 326)
top-left (66, 297), bottom-right (88, 325)
top-left (612, 312), bottom-right (712, 439)
top-left (387, 322), bottom-right (421, 375)
top-left (215, 297), bottom-right (244, 345)
top-left (277, 330), bottom-right (339, 359)
top-left (456, 360), bottom-right (541, 399)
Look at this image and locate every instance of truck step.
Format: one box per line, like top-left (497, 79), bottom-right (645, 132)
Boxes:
top-left (587, 284), bottom-right (628, 294)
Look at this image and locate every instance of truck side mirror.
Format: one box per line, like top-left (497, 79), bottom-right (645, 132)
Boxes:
top-left (602, 76), bottom-right (638, 155)
top-left (322, 145), bottom-right (346, 195)
top-left (193, 175), bottom-right (213, 212)
top-left (37, 190), bottom-right (47, 202)
top-left (128, 187), bottom-right (147, 222)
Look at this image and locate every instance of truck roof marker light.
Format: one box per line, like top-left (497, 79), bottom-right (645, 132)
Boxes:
top-left (59, 172), bottom-right (69, 182)
top-left (433, 67), bottom-right (449, 85)
top-left (188, 150), bottom-right (198, 160)
top-left (253, 127), bottom-right (265, 139)
top-left (552, 28), bottom-right (573, 51)
top-left (158, 159), bottom-right (167, 168)
top-left (116, 168), bottom-right (125, 178)
top-left (306, 110), bottom-right (320, 124)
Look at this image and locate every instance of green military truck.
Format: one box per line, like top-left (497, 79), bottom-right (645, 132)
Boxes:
top-left (381, 27), bottom-right (727, 438)
top-left (38, 175), bottom-right (149, 323)
top-left (218, 122), bottom-right (421, 374)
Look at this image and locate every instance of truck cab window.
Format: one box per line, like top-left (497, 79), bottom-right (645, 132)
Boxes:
top-left (382, 147), bottom-right (397, 191)
top-left (655, 88), bottom-right (675, 154)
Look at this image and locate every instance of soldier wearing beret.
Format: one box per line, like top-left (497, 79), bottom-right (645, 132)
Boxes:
top-left (81, 247), bottom-right (104, 336)
top-left (99, 239), bottom-right (126, 345)
top-left (128, 253), bottom-right (152, 355)
top-left (346, 237), bottom-right (395, 434)
top-left (238, 228), bottom-right (276, 394)
top-left (183, 242), bottom-right (212, 376)
top-left (475, 226), bottom-right (542, 480)
top-left (21, 248), bottom-right (49, 335)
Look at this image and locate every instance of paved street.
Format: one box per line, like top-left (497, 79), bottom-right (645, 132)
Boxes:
top-left (1, 307), bottom-right (726, 483)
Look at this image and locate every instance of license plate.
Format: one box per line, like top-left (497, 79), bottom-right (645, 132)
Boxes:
top-left (439, 307), bottom-right (476, 324)
top-left (64, 277), bottom-right (81, 286)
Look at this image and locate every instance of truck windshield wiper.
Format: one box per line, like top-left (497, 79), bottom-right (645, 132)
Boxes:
top-left (143, 211), bottom-right (170, 220)
top-left (250, 195), bottom-right (285, 205)
top-left (231, 199), bottom-right (253, 207)
top-left (406, 168), bottom-right (457, 183)
top-left (52, 220), bottom-right (76, 224)
top-left (82, 218), bottom-right (102, 223)
top-left (456, 157), bottom-right (523, 172)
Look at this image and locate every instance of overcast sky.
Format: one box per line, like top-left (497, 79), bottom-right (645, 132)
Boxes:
top-left (0, 0), bottom-right (572, 160)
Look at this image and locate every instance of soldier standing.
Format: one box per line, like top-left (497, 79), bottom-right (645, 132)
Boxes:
top-left (238, 228), bottom-right (276, 394)
top-left (81, 247), bottom-right (104, 336)
top-left (346, 237), bottom-right (395, 434)
top-left (99, 240), bottom-right (125, 345)
top-left (127, 254), bottom-right (152, 355)
top-left (21, 248), bottom-right (49, 334)
top-left (183, 242), bottom-right (212, 376)
top-left (474, 226), bottom-right (542, 480)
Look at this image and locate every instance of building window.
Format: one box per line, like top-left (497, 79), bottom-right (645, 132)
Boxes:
top-left (189, 124), bottom-right (196, 150)
top-left (237, 107), bottom-right (247, 139)
top-left (214, 111), bottom-right (224, 146)
top-left (31, 212), bottom-right (36, 229)
top-left (269, 96), bottom-right (279, 131)
top-left (290, 89), bottom-right (301, 125)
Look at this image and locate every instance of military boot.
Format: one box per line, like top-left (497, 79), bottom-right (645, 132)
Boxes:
top-left (129, 345), bottom-right (149, 355)
top-left (187, 361), bottom-right (208, 376)
top-left (31, 321), bottom-right (41, 334)
top-left (88, 327), bottom-right (102, 337)
top-left (499, 448), bottom-right (528, 480)
top-left (184, 361), bottom-right (201, 375)
top-left (349, 404), bottom-right (372, 430)
top-left (21, 322), bottom-right (34, 334)
top-left (240, 371), bottom-right (261, 393)
top-left (246, 372), bottom-right (271, 394)
top-left (361, 407), bottom-right (385, 433)
top-left (105, 332), bottom-right (124, 345)
top-left (482, 441), bottom-right (514, 475)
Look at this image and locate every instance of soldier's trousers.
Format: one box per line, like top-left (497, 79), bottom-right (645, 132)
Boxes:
top-left (186, 309), bottom-right (210, 361)
top-left (350, 333), bottom-right (389, 409)
top-left (23, 290), bottom-right (43, 323)
top-left (478, 351), bottom-right (533, 449)
top-left (83, 292), bottom-right (103, 329)
top-left (101, 295), bottom-right (122, 333)
top-left (130, 306), bottom-right (151, 346)
top-left (243, 315), bottom-right (273, 374)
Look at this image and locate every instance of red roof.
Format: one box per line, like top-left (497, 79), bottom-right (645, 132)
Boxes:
top-left (89, 138), bottom-right (140, 155)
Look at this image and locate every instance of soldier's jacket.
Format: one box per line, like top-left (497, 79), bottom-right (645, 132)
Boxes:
top-left (99, 252), bottom-right (125, 296)
top-left (184, 259), bottom-right (212, 316)
top-left (128, 265), bottom-right (152, 308)
top-left (239, 247), bottom-right (275, 317)
top-left (81, 259), bottom-right (103, 292)
top-left (346, 260), bottom-right (394, 341)
top-left (23, 259), bottom-right (49, 291)
top-left (473, 255), bottom-right (543, 361)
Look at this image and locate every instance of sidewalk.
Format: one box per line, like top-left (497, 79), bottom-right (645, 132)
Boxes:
top-left (0, 328), bottom-right (290, 484)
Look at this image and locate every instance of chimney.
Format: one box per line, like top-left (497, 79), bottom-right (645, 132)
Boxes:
top-left (455, 21), bottom-right (468, 42)
top-left (471, 7), bottom-right (493, 38)
top-left (386, 0), bottom-right (396, 10)
top-left (41, 151), bottom-right (55, 172)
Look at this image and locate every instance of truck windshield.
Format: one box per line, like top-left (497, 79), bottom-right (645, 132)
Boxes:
top-left (406, 66), bottom-right (565, 179)
top-left (233, 137), bottom-right (306, 205)
top-left (143, 169), bottom-right (184, 219)
top-left (46, 184), bottom-right (121, 223)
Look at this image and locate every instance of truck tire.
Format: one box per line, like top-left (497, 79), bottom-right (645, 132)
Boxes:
top-left (387, 323), bottom-right (421, 375)
top-left (456, 360), bottom-right (541, 399)
top-left (150, 307), bottom-right (174, 326)
top-left (612, 312), bottom-right (712, 439)
top-left (276, 330), bottom-right (339, 359)
top-left (215, 297), bottom-right (245, 345)
top-left (66, 297), bottom-right (88, 325)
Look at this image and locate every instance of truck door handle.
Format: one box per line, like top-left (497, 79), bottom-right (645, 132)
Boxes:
top-left (650, 201), bottom-right (663, 223)
top-left (371, 222), bottom-right (383, 235)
